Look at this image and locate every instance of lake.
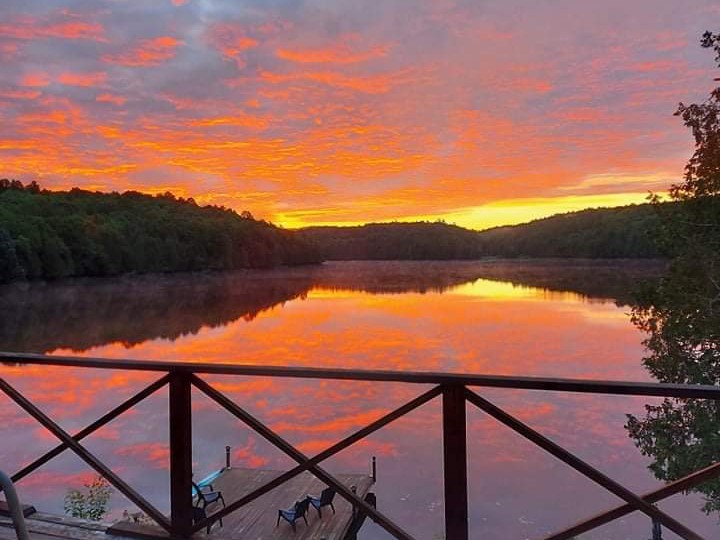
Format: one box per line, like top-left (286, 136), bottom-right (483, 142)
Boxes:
top-left (0, 260), bottom-right (714, 539)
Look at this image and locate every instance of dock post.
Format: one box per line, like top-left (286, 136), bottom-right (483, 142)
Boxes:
top-left (372, 456), bottom-right (377, 482)
top-left (651, 519), bottom-right (663, 540)
top-left (169, 371), bottom-right (193, 539)
top-left (226, 445), bottom-right (231, 469)
top-left (442, 384), bottom-right (468, 540)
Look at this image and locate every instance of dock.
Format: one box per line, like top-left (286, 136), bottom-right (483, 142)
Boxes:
top-left (1, 467), bottom-right (375, 540)
top-left (200, 467), bottom-right (376, 539)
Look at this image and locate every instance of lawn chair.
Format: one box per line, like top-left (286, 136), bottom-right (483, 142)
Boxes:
top-left (192, 481), bottom-right (225, 531)
top-left (276, 498), bottom-right (310, 531)
top-left (192, 506), bottom-right (215, 534)
top-left (308, 487), bottom-right (336, 518)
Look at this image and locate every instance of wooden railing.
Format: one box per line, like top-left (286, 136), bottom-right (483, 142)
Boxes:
top-left (1, 351), bottom-right (720, 540)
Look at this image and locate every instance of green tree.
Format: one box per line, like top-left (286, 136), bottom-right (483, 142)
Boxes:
top-left (626, 31), bottom-right (720, 514)
top-left (0, 227), bottom-right (23, 282)
top-left (64, 476), bottom-right (112, 521)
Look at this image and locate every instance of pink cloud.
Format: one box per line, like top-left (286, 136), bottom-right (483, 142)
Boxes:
top-left (0, 16), bottom-right (105, 42)
top-left (96, 93), bottom-right (127, 106)
top-left (206, 23), bottom-right (259, 68)
top-left (57, 71), bottom-right (107, 87)
top-left (20, 72), bottom-right (51, 87)
top-left (102, 36), bottom-right (183, 67)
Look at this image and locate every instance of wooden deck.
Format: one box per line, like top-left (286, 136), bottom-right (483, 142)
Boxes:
top-left (0, 511), bottom-right (112, 540)
top-left (109, 467), bottom-right (375, 540)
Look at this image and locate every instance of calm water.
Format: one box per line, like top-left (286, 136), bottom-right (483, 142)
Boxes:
top-left (0, 260), bottom-right (715, 539)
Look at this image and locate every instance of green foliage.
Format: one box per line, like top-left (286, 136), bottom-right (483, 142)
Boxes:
top-left (0, 182), bottom-right (321, 282)
top-left (626, 31), bottom-right (720, 515)
top-left (299, 204), bottom-right (667, 261)
top-left (64, 476), bottom-right (112, 521)
top-left (300, 222), bottom-right (485, 260)
top-left (476, 203), bottom-right (665, 258)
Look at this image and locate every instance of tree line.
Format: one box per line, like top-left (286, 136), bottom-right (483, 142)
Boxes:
top-left (625, 30), bottom-right (720, 515)
top-left (0, 181), bottom-right (320, 283)
top-left (298, 202), bottom-right (676, 261)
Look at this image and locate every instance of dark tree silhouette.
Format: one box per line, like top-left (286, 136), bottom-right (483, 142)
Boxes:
top-left (0, 182), bottom-right (321, 282)
top-left (299, 203), bottom-right (668, 262)
top-left (626, 31), bottom-right (720, 514)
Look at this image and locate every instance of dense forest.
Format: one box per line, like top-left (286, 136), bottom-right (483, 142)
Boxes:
top-left (0, 180), bottom-right (686, 285)
top-left (299, 221), bottom-right (485, 260)
top-left (476, 202), bottom-right (668, 258)
top-left (0, 180), bottom-right (320, 283)
top-left (299, 202), bottom-right (673, 260)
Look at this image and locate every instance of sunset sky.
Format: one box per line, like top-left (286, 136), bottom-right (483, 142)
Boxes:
top-left (0, 0), bottom-right (718, 229)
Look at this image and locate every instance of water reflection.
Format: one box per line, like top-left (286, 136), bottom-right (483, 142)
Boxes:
top-left (0, 259), bottom-right (663, 354)
top-left (3, 259), bottom-right (713, 540)
top-left (627, 256), bottom-right (720, 518)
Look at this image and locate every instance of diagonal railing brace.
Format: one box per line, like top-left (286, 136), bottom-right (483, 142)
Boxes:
top-left (11, 375), bottom-right (170, 484)
top-left (194, 383), bottom-right (443, 532)
top-left (191, 374), bottom-right (416, 540)
top-left (464, 388), bottom-right (704, 540)
top-left (0, 378), bottom-right (171, 532)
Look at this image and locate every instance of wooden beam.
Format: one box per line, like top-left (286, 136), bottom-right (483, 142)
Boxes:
top-left (12, 375), bottom-right (169, 484)
top-left (0, 378), bottom-right (171, 532)
top-left (193, 383), bottom-right (442, 531)
top-left (542, 461), bottom-right (720, 540)
top-left (442, 385), bottom-right (468, 540)
top-left (190, 375), bottom-right (415, 540)
top-left (465, 388), bottom-right (704, 540)
top-left (3, 351), bottom-right (720, 400)
top-left (168, 372), bottom-right (193, 539)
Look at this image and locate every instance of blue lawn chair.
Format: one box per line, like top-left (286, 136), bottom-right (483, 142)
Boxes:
top-left (276, 498), bottom-right (310, 531)
top-left (308, 487), bottom-right (336, 518)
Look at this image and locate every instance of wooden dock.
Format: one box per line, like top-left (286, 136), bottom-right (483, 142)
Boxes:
top-left (108, 467), bottom-right (375, 540)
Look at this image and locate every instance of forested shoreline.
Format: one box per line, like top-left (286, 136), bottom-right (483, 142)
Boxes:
top-left (0, 180), bottom-right (693, 284)
top-left (298, 202), bottom-right (677, 260)
top-left (0, 180), bottom-right (320, 283)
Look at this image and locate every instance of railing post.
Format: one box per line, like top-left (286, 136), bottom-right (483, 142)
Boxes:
top-left (169, 371), bottom-right (193, 539)
top-left (442, 384), bottom-right (468, 540)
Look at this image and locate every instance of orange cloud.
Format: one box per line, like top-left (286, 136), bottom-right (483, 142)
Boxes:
top-left (0, 88), bottom-right (41, 100)
top-left (20, 72), bottom-right (51, 87)
top-left (258, 69), bottom-right (411, 94)
top-left (115, 442), bottom-right (170, 468)
top-left (102, 36), bottom-right (183, 67)
top-left (0, 42), bottom-right (19, 59)
top-left (96, 93), bottom-right (127, 105)
top-left (277, 42), bottom-right (389, 64)
top-left (0, 17), bottom-right (105, 41)
top-left (206, 23), bottom-right (259, 68)
top-left (57, 71), bottom-right (107, 87)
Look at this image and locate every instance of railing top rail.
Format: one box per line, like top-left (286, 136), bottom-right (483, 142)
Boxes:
top-left (2, 351), bottom-right (719, 399)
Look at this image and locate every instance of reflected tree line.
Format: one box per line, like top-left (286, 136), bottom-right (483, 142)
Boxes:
top-left (0, 259), bottom-right (663, 354)
top-left (626, 32), bottom-right (720, 515)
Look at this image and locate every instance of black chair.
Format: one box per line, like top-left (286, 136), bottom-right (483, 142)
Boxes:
top-left (276, 498), bottom-right (310, 531)
top-left (308, 487), bottom-right (336, 518)
top-left (192, 506), bottom-right (214, 534)
top-left (192, 481), bottom-right (225, 531)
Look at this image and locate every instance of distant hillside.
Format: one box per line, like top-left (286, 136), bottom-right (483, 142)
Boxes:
top-left (299, 221), bottom-right (484, 260)
top-left (477, 203), bottom-right (666, 258)
top-left (0, 180), bottom-right (320, 282)
top-left (299, 203), bottom-right (673, 260)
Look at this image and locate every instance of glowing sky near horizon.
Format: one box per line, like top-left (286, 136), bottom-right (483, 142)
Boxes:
top-left (0, 1), bottom-right (718, 229)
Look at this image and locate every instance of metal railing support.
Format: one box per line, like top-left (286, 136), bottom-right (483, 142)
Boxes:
top-left (0, 470), bottom-right (29, 540)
